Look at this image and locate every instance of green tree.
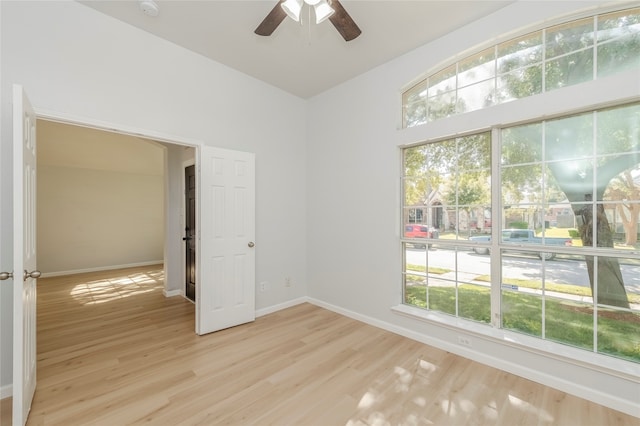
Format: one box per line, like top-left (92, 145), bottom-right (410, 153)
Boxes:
top-left (444, 172), bottom-right (490, 237)
top-left (604, 168), bottom-right (640, 245)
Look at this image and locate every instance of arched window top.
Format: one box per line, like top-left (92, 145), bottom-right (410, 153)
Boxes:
top-left (402, 7), bottom-right (640, 128)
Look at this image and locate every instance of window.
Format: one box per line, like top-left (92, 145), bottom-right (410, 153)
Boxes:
top-left (403, 132), bottom-right (492, 323)
top-left (402, 102), bottom-right (640, 363)
top-left (402, 7), bottom-right (640, 128)
top-left (400, 7), bottom-right (640, 364)
top-left (407, 208), bottom-right (423, 224)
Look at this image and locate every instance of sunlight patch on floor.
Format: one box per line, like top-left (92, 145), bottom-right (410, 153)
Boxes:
top-left (69, 270), bottom-right (164, 305)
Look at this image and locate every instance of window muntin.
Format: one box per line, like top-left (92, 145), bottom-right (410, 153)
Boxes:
top-left (402, 7), bottom-right (640, 128)
top-left (402, 103), bottom-right (640, 363)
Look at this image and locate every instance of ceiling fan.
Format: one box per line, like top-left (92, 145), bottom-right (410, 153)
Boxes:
top-left (255, 0), bottom-right (361, 42)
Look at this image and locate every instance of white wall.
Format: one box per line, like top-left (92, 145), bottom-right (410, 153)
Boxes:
top-left (306, 0), bottom-right (640, 417)
top-left (0, 0), bottom-right (307, 393)
top-left (38, 164), bottom-right (164, 273)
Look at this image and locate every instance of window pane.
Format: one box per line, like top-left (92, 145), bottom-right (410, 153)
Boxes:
top-left (424, 139), bottom-right (457, 176)
top-left (404, 177), bottom-right (429, 206)
top-left (545, 297), bottom-right (594, 351)
top-left (597, 8), bottom-right (640, 43)
top-left (502, 164), bottom-right (543, 206)
top-left (598, 33), bottom-right (640, 77)
top-left (593, 255), bottom-right (638, 308)
top-left (545, 201), bottom-right (576, 229)
top-left (497, 31), bottom-right (543, 73)
top-left (501, 123), bottom-right (542, 165)
top-left (403, 81), bottom-right (428, 127)
top-left (596, 103), bottom-right (640, 156)
top-left (458, 133), bottom-right (491, 170)
top-left (425, 246), bottom-right (457, 315)
top-left (456, 79), bottom-right (496, 113)
top-left (501, 250), bottom-right (544, 337)
top-left (458, 246), bottom-right (491, 323)
top-left (404, 244), bottom-right (427, 307)
top-left (404, 145), bottom-right (428, 175)
top-left (598, 306), bottom-right (640, 362)
top-left (597, 199), bottom-right (640, 252)
top-left (546, 17), bottom-right (595, 59)
top-left (604, 199), bottom-right (640, 248)
top-left (545, 49), bottom-right (594, 91)
top-left (545, 113), bottom-right (594, 161)
top-left (496, 64), bottom-right (543, 102)
top-left (546, 159), bottom-right (594, 202)
top-left (403, 80), bottom-right (428, 104)
top-left (596, 255), bottom-right (640, 362)
top-left (429, 65), bottom-right (457, 95)
top-left (428, 91), bottom-right (457, 121)
top-left (458, 47), bottom-right (496, 88)
top-left (403, 101), bottom-right (427, 128)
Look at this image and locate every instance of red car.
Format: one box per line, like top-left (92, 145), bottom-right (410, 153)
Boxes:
top-left (404, 224), bottom-right (439, 248)
top-left (405, 224), bottom-right (433, 238)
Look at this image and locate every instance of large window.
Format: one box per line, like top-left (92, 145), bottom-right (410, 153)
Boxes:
top-left (402, 102), bottom-right (640, 363)
top-left (402, 7), bottom-right (640, 128)
top-left (401, 7), bottom-right (640, 364)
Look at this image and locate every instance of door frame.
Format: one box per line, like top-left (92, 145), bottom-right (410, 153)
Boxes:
top-left (35, 109), bottom-right (202, 310)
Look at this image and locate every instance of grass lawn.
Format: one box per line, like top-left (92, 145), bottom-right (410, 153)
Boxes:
top-left (404, 284), bottom-right (640, 362)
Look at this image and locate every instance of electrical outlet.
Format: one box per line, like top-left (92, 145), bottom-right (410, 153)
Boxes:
top-left (285, 277), bottom-right (292, 287)
top-left (260, 281), bottom-right (269, 292)
top-left (457, 336), bottom-right (472, 347)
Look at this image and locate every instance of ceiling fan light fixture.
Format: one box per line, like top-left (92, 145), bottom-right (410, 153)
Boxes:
top-left (313, 0), bottom-right (334, 24)
top-left (281, 0), bottom-right (303, 22)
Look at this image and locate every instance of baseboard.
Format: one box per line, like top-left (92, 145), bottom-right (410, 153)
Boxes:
top-left (256, 297), bottom-right (309, 318)
top-left (0, 384), bottom-right (11, 399)
top-left (163, 289), bottom-right (182, 298)
top-left (40, 261), bottom-right (164, 278)
top-left (305, 297), bottom-right (640, 419)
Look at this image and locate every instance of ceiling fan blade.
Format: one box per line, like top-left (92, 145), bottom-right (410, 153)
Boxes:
top-left (255, 1), bottom-right (287, 36)
top-left (328, 0), bottom-right (361, 41)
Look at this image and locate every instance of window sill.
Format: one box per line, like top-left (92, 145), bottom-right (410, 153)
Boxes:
top-left (391, 303), bottom-right (640, 381)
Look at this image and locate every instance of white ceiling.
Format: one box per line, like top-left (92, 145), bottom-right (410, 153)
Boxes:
top-left (78, 0), bottom-right (514, 99)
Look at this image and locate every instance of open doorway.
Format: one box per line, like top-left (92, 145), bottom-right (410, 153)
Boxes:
top-left (36, 119), bottom-right (195, 302)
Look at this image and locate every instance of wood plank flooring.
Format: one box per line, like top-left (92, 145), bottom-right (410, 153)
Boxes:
top-left (4, 265), bottom-right (637, 425)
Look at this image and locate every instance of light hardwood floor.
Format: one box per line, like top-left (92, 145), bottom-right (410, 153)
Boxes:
top-left (2, 265), bottom-right (637, 425)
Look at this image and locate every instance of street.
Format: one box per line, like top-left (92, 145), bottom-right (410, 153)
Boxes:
top-left (405, 246), bottom-right (640, 295)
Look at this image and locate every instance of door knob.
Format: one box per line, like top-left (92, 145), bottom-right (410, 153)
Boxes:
top-left (248, 242), bottom-right (255, 248)
top-left (0, 272), bottom-right (13, 281)
top-left (23, 270), bottom-right (41, 280)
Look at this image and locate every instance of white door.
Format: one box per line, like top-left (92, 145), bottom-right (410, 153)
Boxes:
top-left (197, 146), bottom-right (256, 334)
top-left (12, 85), bottom-right (38, 426)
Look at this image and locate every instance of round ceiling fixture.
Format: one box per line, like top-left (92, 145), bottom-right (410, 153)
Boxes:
top-left (139, 0), bottom-right (159, 17)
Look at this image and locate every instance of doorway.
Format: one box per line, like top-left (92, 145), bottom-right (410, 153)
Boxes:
top-left (36, 119), bottom-right (195, 300)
